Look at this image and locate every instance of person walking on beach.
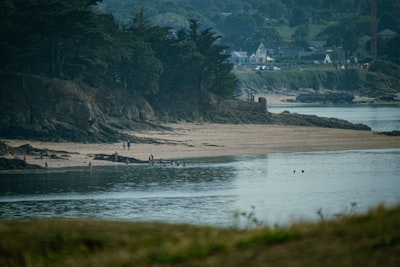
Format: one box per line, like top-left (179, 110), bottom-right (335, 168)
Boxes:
top-left (149, 154), bottom-right (154, 165)
top-left (127, 140), bottom-right (131, 150)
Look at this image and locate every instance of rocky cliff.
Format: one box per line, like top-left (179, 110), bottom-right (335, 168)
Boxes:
top-left (0, 74), bottom-right (158, 142)
top-left (0, 73), bottom-right (372, 142)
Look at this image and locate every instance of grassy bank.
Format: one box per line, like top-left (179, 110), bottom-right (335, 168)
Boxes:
top-left (235, 68), bottom-right (400, 98)
top-left (1, 204), bottom-right (399, 267)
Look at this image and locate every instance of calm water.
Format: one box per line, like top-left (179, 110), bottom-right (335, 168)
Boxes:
top-left (1, 149), bottom-right (400, 227)
top-left (269, 104), bottom-right (400, 131)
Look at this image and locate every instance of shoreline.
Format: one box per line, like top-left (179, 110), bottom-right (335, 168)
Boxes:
top-left (258, 93), bottom-right (400, 107)
top-left (2, 123), bottom-right (400, 169)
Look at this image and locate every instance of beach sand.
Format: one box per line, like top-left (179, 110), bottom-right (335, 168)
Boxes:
top-left (2, 123), bottom-right (400, 168)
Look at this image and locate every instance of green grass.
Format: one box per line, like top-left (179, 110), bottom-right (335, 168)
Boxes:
top-left (1, 204), bottom-right (400, 267)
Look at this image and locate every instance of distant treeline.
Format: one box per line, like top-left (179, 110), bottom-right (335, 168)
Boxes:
top-left (98, 0), bottom-right (400, 57)
top-left (0, 0), bottom-right (237, 98)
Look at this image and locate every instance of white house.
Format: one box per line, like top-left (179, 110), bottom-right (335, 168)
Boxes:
top-left (229, 42), bottom-right (276, 68)
top-left (254, 42), bottom-right (275, 63)
top-left (230, 51), bottom-right (249, 65)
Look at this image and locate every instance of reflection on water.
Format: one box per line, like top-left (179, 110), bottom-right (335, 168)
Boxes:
top-left (1, 149), bottom-right (400, 227)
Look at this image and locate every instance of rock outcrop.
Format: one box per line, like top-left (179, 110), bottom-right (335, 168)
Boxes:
top-left (1, 73), bottom-right (373, 143)
top-left (0, 74), bottom-right (157, 142)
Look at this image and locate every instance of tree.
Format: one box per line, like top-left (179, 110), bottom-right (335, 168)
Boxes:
top-left (0, 0), bottom-right (17, 72)
top-left (1, 1), bottom-right (236, 99)
top-left (186, 20), bottom-right (236, 96)
top-left (289, 7), bottom-right (308, 27)
top-left (265, 0), bottom-right (285, 20)
top-left (253, 27), bottom-right (285, 49)
top-left (9, 0), bottom-right (104, 78)
top-left (291, 24), bottom-right (309, 48)
top-left (221, 12), bottom-right (257, 35)
top-left (123, 10), bottom-right (164, 94)
top-left (378, 11), bottom-right (400, 32)
top-left (318, 17), bottom-right (370, 54)
top-left (386, 34), bottom-right (400, 59)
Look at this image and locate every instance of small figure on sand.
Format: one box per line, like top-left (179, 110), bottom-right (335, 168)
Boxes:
top-left (114, 151), bottom-right (119, 162)
top-left (122, 142), bottom-right (126, 150)
top-left (149, 154), bottom-right (154, 165)
top-left (127, 140), bottom-right (131, 150)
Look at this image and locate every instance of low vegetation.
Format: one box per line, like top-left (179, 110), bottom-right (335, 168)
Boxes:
top-left (236, 67), bottom-right (400, 102)
top-left (1, 204), bottom-right (399, 267)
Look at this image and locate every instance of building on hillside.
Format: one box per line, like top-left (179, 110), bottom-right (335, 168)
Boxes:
top-left (278, 47), bottom-right (303, 59)
top-left (230, 42), bottom-right (276, 68)
top-left (377, 28), bottom-right (397, 42)
top-left (249, 53), bottom-right (275, 64)
top-left (352, 47), bottom-right (369, 62)
top-left (300, 53), bottom-right (332, 64)
top-left (255, 42), bottom-right (267, 63)
top-left (254, 42), bottom-right (275, 63)
top-left (230, 51), bottom-right (249, 65)
top-left (332, 47), bottom-right (346, 65)
top-left (298, 50), bottom-right (314, 58)
top-left (309, 40), bottom-right (326, 49)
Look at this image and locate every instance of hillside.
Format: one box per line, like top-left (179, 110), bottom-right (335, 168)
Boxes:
top-left (235, 67), bottom-right (400, 104)
top-left (1, 1), bottom-right (399, 142)
top-left (0, 73), bottom-right (158, 142)
top-left (2, 69), bottom-right (378, 143)
top-left (97, 0), bottom-right (400, 57)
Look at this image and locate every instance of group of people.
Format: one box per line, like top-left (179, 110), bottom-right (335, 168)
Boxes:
top-left (87, 140), bottom-right (186, 168)
top-left (122, 140), bottom-right (132, 150)
top-left (148, 155), bottom-right (186, 167)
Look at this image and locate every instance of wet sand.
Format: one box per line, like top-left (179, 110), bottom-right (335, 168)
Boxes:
top-left (2, 123), bottom-right (400, 168)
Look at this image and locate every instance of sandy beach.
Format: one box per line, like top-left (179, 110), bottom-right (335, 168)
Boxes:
top-left (2, 123), bottom-right (400, 168)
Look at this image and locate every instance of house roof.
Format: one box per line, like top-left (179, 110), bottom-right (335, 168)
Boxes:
top-left (257, 42), bottom-right (266, 50)
top-left (301, 54), bottom-right (329, 61)
top-left (231, 51), bottom-right (248, 58)
top-left (377, 28), bottom-right (397, 36)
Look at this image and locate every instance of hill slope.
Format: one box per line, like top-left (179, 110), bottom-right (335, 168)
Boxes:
top-left (236, 68), bottom-right (400, 103)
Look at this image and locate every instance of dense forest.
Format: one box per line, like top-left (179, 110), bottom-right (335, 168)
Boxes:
top-left (2, 0), bottom-right (400, 99)
top-left (0, 0), bottom-right (237, 99)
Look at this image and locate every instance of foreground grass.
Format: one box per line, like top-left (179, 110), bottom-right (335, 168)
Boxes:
top-left (1, 205), bottom-right (399, 267)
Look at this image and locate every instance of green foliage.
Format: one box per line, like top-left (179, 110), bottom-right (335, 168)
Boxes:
top-left (1, 204), bottom-right (400, 267)
top-left (369, 59), bottom-right (400, 79)
top-left (317, 16), bottom-right (371, 54)
top-left (221, 12), bottom-right (257, 34)
top-left (289, 7), bottom-right (308, 27)
top-left (0, 1), bottom-right (237, 99)
top-left (291, 24), bottom-right (310, 47)
top-left (96, 0), bottom-right (400, 54)
top-left (235, 68), bottom-right (374, 92)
